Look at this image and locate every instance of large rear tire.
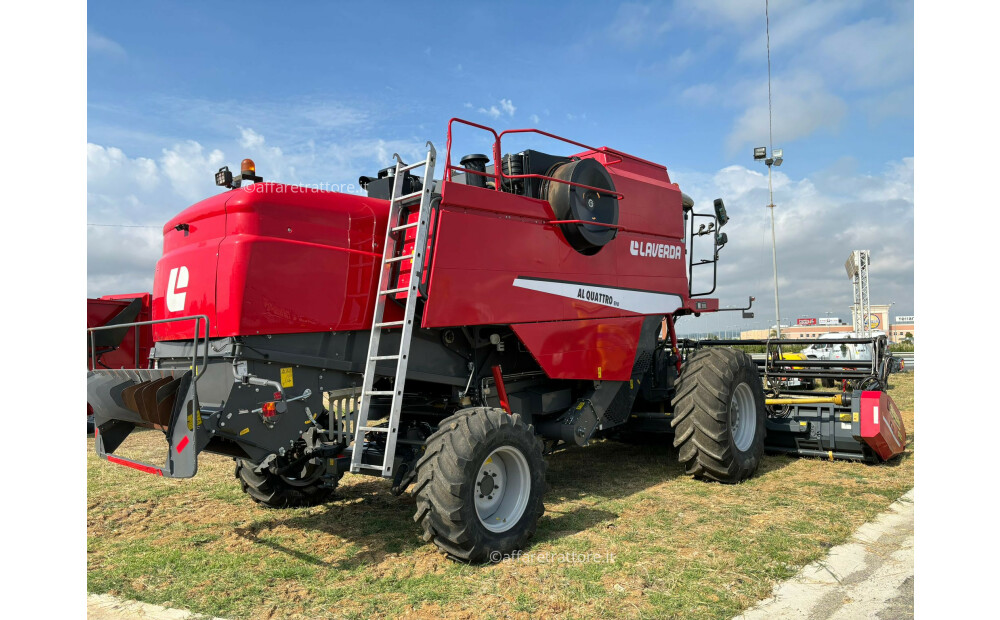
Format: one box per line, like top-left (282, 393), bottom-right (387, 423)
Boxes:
top-left (235, 458), bottom-right (339, 508)
top-left (412, 407), bottom-right (547, 563)
top-left (671, 348), bottom-right (766, 483)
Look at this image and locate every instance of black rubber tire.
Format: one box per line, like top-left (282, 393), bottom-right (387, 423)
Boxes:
top-left (412, 407), bottom-right (547, 563)
top-left (671, 348), bottom-right (766, 483)
top-left (235, 458), bottom-right (338, 508)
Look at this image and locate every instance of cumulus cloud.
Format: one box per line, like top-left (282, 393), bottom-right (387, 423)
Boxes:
top-left (671, 157), bottom-right (913, 334)
top-left (479, 99), bottom-right (516, 119)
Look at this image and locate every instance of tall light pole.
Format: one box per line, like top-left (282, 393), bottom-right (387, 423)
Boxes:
top-left (754, 146), bottom-right (783, 338)
top-left (755, 0), bottom-right (783, 340)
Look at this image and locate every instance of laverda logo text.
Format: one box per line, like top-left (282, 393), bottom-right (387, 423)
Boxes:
top-left (630, 240), bottom-right (682, 259)
top-left (577, 287), bottom-right (618, 308)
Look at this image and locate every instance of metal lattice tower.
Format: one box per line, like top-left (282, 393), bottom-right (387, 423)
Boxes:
top-left (845, 250), bottom-right (871, 336)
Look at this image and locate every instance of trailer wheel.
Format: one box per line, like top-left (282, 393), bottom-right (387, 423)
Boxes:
top-left (412, 407), bottom-right (547, 563)
top-left (235, 458), bottom-right (338, 508)
top-left (671, 348), bottom-right (766, 483)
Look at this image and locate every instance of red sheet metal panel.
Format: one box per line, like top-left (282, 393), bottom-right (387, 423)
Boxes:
top-left (512, 317), bottom-right (644, 381)
top-left (859, 390), bottom-right (907, 461)
top-left (153, 185), bottom-right (397, 339)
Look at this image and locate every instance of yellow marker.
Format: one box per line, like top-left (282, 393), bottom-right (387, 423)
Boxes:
top-left (239, 427), bottom-right (250, 436)
top-left (280, 367), bottom-right (294, 388)
top-left (828, 451), bottom-right (834, 461)
top-left (577, 402), bottom-right (585, 410)
top-left (485, 457), bottom-right (493, 464)
top-left (800, 421), bottom-right (807, 427)
top-left (840, 413), bottom-right (852, 422)
top-left (629, 379), bottom-right (634, 389)
top-left (853, 412), bottom-right (859, 422)
top-left (597, 367), bottom-right (602, 379)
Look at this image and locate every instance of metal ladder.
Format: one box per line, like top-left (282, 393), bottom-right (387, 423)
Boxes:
top-left (349, 141), bottom-right (436, 477)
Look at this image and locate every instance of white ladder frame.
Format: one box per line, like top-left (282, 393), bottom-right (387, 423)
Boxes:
top-left (350, 141), bottom-right (436, 477)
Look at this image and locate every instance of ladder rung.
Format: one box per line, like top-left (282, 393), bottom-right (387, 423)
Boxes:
top-left (365, 390), bottom-right (395, 396)
top-left (358, 426), bottom-right (389, 433)
top-left (384, 253), bottom-right (415, 264)
top-left (395, 190), bottom-right (423, 202)
top-left (375, 320), bottom-right (405, 328)
top-left (355, 463), bottom-right (385, 471)
top-left (390, 221), bottom-right (418, 233)
top-left (398, 161), bottom-right (426, 173)
top-left (379, 287), bottom-right (408, 295)
top-left (370, 355), bottom-right (400, 361)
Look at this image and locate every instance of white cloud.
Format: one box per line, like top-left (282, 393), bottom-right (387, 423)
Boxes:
top-left (725, 72), bottom-right (847, 155)
top-left (478, 105), bottom-right (501, 119)
top-left (160, 141), bottom-right (226, 202)
top-left (478, 99), bottom-right (516, 119)
top-left (671, 157), bottom-right (913, 333)
top-left (530, 114), bottom-right (541, 124)
top-left (88, 29), bottom-right (126, 57)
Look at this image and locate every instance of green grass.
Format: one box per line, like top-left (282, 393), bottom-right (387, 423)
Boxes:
top-left (88, 373), bottom-right (914, 619)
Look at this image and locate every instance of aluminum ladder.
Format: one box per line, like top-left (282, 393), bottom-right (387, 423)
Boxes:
top-left (349, 141), bottom-right (436, 477)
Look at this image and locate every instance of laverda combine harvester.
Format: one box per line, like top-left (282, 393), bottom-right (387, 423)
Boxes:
top-left (88, 119), bottom-right (906, 562)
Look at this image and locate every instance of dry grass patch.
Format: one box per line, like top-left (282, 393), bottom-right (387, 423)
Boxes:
top-left (89, 372), bottom-right (914, 619)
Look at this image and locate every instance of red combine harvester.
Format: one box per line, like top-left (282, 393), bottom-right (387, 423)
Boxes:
top-left (87, 119), bottom-right (905, 561)
top-left (87, 293), bottom-right (153, 432)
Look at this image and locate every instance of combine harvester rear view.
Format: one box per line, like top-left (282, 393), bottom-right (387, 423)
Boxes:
top-left (87, 119), bottom-right (906, 562)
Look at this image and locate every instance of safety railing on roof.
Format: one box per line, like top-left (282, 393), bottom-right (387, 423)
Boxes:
top-left (444, 118), bottom-right (626, 201)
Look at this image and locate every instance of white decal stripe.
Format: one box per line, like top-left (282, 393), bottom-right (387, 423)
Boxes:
top-left (512, 277), bottom-right (683, 315)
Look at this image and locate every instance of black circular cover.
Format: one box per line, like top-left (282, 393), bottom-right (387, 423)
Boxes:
top-left (544, 158), bottom-right (618, 254)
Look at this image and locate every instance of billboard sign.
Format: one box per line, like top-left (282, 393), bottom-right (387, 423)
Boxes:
top-left (817, 317), bottom-right (840, 326)
top-left (797, 318), bottom-right (817, 326)
top-left (894, 315), bottom-right (914, 323)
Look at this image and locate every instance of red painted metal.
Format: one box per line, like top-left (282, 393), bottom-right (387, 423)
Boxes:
top-left (153, 185), bottom-right (400, 340)
top-left (512, 317), bottom-right (644, 381)
top-left (176, 435), bottom-right (190, 453)
top-left (87, 293), bottom-right (153, 370)
top-left (491, 365), bottom-right (511, 414)
top-left (858, 391), bottom-right (907, 461)
top-left (107, 455), bottom-right (164, 476)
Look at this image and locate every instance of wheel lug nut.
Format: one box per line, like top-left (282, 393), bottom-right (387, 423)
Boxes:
top-left (488, 495), bottom-right (493, 500)
top-left (479, 494), bottom-right (484, 498)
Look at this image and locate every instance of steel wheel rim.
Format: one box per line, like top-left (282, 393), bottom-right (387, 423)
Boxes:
top-left (730, 383), bottom-right (757, 452)
top-left (475, 446), bottom-right (531, 533)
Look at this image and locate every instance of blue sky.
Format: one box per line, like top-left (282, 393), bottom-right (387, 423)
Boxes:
top-left (87, 0), bottom-right (914, 334)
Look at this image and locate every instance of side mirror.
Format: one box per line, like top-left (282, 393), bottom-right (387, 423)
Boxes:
top-left (713, 198), bottom-right (729, 227)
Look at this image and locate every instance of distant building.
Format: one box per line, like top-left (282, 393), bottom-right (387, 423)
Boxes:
top-left (741, 306), bottom-right (914, 343)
